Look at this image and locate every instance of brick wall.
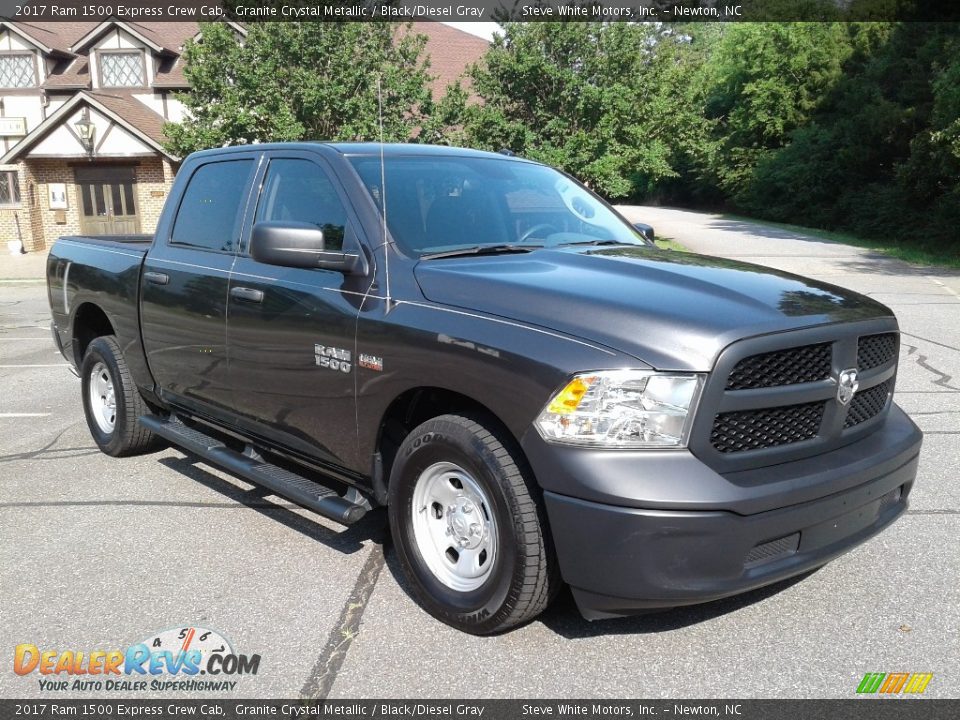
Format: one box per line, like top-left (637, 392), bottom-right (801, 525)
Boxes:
top-left (135, 157), bottom-right (174, 233)
top-left (0, 155), bottom-right (175, 252)
top-left (23, 159), bottom-right (82, 251)
top-left (0, 163), bottom-right (32, 252)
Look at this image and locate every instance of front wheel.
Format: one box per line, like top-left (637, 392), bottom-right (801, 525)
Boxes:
top-left (81, 335), bottom-right (161, 457)
top-left (388, 414), bottom-right (559, 634)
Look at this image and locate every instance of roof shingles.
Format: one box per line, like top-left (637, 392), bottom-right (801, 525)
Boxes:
top-left (87, 90), bottom-right (170, 147)
top-left (409, 22), bottom-right (489, 98)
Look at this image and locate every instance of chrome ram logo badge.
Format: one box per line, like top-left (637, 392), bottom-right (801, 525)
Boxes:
top-left (837, 368), bottom-right (860, 406)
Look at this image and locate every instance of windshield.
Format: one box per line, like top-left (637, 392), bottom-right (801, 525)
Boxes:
top-left (348, 155), bottom-right (647, 257)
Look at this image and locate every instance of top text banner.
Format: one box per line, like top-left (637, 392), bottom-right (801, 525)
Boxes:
top-left (1, 0), bottom-right (958, 22)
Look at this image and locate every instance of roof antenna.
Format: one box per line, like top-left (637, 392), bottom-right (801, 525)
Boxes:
top-left (377, 76), bottom-right (392, 307)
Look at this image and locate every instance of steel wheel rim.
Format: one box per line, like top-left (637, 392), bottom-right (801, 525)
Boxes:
top-left (88, 361), bottom-right (116, 434)
top-left (411, 461), bottom-right (498, 592)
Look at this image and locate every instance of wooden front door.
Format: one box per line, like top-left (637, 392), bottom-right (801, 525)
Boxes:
top-left (75, 166), bottom-right (141, 235)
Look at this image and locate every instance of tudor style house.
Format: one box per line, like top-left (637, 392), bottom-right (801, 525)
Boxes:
top-left (0, 20), bottom-right (488, 252)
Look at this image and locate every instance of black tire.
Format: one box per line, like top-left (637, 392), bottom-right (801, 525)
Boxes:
top-left (387, 413), bottom-right (559, 634)
top-left (80, 335), bottom-right (161, 457)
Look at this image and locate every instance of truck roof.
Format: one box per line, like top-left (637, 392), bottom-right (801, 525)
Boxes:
top-left (185, 142), bottom-right (533, 163)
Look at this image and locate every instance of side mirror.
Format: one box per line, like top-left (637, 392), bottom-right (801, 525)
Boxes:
top-left (250, 221), bottom-right (365, 274)
top-left (632, 222), bottom-right (656, 242)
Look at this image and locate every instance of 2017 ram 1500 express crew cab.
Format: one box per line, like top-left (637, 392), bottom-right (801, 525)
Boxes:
top-left (47, 144), bottom-right (923, 633)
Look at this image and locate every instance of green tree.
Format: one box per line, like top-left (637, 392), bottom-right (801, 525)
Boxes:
top-left (418, 81), bottom-right (471, 147)
top-left (463, 22), bottom-right (698, 198)
top-left (738, 23), bottom-right (960, 254)
top-left (702, 22), bottom-right (853, 200)
top-left (165, 22), bottom-right (432, 156)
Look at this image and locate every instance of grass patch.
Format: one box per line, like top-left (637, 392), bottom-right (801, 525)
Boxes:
top-left (653, 235), bottom-right (689, 252)
top-left (722, 214), bottom-right (960, 269)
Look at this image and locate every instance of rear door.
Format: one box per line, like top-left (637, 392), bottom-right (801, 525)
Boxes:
top-left (140, 153), bottom-right (259, 417)
top-left (226, 151), bottom-right (369, 468)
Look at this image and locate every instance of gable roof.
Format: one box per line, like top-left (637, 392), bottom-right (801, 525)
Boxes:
top-left (12, 21), bottom-right (200, 90)
top-left (71, 21), bottom-right (169, 54)
top-left (1, 20), bottom-right (89, 56)
top-left (0, 90), bottom-right (174, 164)
top-left (86, 89), bottom-right (170, 149)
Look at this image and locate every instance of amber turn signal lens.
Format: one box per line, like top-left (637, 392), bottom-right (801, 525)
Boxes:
top-left (546, 376), bottom-right (594, 415)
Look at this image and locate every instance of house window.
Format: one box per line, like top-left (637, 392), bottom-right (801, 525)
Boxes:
top-left (0, 54), bottom-right (36, 88)
top-left (0, 171), bottom-right (21, 206)
top-left (100, 52), bottom-right (144, 87)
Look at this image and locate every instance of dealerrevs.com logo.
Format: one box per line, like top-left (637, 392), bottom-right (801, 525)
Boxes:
top-left (14, 626), bottom-right (260, 693)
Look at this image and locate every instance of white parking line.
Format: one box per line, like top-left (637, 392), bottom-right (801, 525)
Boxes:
top-left (929, 277), bottom-right (960, 300)
top-left (0, 364), bottom-right (69, 368)
top-left (0, 413), bottom-right (51, 418)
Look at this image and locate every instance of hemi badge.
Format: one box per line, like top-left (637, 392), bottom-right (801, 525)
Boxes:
top-left (358, 353), bottom-right (383, 372)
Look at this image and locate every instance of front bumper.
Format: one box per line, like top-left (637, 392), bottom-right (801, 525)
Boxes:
top-left (523, 404), bottom-right (922, 619)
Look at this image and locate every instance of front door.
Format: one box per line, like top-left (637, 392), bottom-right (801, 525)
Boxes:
top-left (227, 153), bottom-right (366, 468)
top-left (75, 166), bottom-right (140, 235)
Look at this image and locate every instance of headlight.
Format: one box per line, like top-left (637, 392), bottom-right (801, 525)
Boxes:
top-left (535, 370), bottom-right (704, 448)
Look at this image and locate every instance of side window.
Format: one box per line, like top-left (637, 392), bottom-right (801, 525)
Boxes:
top-left (171, 159), bottom-right (253, 253)
top-left (256, 159), bottom-right (347, 251)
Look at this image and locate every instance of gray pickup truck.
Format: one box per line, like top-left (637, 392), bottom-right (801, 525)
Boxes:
top-left (47, 143), bottom-right (922, 634)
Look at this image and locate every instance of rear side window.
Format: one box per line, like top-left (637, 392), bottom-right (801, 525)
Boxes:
top-left (171, 159), bottom-right (253, 252)
top-left (255, 158), bottom-right (347, 251)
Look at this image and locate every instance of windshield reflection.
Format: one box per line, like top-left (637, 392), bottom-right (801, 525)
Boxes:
top-left (349, 155), bottom-right (646, 257)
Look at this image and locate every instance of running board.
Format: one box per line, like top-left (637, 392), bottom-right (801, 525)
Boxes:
top-left (139, 415), bottom-right (370, 525)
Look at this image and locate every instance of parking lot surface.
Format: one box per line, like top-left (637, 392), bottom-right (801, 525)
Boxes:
top-left (1, 209), bottom-right (958, 698)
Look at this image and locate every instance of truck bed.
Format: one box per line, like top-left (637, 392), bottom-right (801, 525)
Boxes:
top-left (47, 234), bottom-right (152, 377)
top-left (57, 234), bottom-right (153, 251)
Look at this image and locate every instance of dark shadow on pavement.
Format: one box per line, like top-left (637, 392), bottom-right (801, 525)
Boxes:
top-left (537, 570), bottom-right (818, 639)
top-left (379, 529), bottom-right (820, 639)
top-left (708, 219), bottom-right (848, 245)
top-left (157, 454), bottom-right (388, 554)
top-left (707, 219), bottom-right (960, 277)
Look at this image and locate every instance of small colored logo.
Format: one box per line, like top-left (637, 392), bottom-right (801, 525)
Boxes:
top-left (857, 672), bottom-right (933, 695)
top-left (13, 625), bottom-right (261, 693)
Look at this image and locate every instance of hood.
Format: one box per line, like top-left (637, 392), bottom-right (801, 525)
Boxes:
top-left (413, 246), bottom-right (892, 371)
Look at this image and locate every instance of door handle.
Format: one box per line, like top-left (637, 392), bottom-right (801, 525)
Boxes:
top-left (230, 286), bottom-right (264, 303)
top-left (143, 271), bottom-right (169, 285)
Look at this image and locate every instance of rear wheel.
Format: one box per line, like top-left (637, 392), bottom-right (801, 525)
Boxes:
top-left (81, 335), bottom-right (161, 457)
top-left (388, 414), bottom-right (559, 634)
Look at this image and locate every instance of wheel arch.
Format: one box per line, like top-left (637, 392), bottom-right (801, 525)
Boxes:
top-left (71, 302), bottom-right (115, 363)
top-left (374, 386), bottom-right (528, 497)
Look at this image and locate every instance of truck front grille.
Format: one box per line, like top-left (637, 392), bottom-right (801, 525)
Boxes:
top-left (692, 322), bottom-right (900, 471)
top-left (844, 379), bottom-right (893, 428)
top-left (726, 342), bottom-right (831, 390)
top-left (857, 333), bottom-right (898, 370)
top-left (711, 402), bottom-right (825, 453)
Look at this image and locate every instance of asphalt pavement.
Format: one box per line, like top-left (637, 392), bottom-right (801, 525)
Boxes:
top-left (1, 210), bottom-right (958, 700)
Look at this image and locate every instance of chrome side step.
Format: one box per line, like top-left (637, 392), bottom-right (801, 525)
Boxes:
top-left (139, 415), bottom-right (370, 525)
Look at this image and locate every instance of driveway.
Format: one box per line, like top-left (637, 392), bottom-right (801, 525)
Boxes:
top-left (1, 208), bottom-right (958, 700)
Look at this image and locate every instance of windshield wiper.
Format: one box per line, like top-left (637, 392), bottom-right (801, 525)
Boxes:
top-left (556, 239), bottom-right (634, 248)
top-left (420, 244), bottom-right (543, 260)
